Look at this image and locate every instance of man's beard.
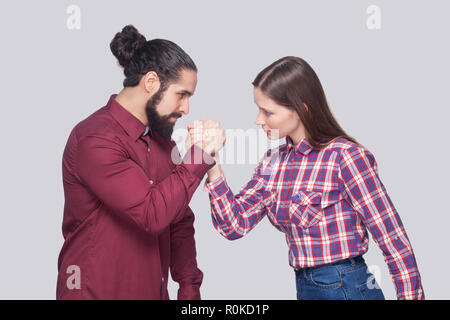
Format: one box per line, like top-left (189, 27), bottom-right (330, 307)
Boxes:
top-left (145, 87), bottom-right (182, 140)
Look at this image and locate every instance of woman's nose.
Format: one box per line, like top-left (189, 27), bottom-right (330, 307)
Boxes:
top-left (255, 113), bottom-right (264, 125)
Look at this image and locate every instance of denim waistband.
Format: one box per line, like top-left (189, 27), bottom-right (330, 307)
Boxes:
top-left (295, 255), bottom-right (365, 273)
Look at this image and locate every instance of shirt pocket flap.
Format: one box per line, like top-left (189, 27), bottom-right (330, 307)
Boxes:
top-left (289, 190), bottom-right (322, 229)
top-left (292, 190), bottom-right (322, 206)
top-left (289, 190), bottom-right (344, 229)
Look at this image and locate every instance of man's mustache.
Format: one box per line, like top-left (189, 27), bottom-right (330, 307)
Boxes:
top-left (167, 112), bottom-right (182, 120)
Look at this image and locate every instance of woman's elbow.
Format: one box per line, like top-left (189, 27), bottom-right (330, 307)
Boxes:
top-left (218, 227), bottom-right (245, 240)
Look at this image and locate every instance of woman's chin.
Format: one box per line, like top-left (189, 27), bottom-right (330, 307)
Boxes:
top-left (266, 132), bottom-right (284, 140)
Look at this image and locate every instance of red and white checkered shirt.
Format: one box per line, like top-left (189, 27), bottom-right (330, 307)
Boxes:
top-left (204, 136), bottom-right (424, 300)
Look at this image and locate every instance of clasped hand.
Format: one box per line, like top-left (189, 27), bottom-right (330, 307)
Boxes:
top-left (186, 119), bottom-right (226, 157)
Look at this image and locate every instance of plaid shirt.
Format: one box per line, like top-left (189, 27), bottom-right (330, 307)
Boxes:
top-left (204, 136), bottom-right (424, 300)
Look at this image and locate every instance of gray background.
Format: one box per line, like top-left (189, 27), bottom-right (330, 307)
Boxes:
top-left (0, 0), bottom-right (448, 299)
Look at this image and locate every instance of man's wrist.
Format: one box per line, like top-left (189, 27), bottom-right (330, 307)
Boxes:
top-left (181, 145), bottom-right (216, 178)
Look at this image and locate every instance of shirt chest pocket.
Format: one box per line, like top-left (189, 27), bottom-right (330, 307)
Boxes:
top-left (288, 189), bottom-right (343, 229)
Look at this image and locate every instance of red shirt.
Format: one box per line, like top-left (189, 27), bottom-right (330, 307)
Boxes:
top-left (57, 94), bottom-right (215, 299)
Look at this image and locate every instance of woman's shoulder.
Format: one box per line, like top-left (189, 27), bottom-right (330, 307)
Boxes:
top-left (260, 137), bottom-right (374, 164)
top-left (261, 137), bottom-right (366, 160)
top-left (321, 137), bottom-right (369, 154)
top-left (322, 137), bottom-right (377, 168)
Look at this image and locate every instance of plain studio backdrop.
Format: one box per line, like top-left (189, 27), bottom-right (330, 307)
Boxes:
top-left (0, 0), bottom-right (448, 299)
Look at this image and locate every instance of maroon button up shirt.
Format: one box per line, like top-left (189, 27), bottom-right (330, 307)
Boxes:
top-left (57, 94), bottom-right (215, 300)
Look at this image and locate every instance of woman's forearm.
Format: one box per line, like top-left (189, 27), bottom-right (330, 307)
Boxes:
top-left (207, 155), bottom-right (223, 183)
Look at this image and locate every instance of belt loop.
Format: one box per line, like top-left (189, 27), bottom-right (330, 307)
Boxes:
top-left (350, 257), bottom-right (356, 266)
top-left (306, 268), bottom-right (312, 281)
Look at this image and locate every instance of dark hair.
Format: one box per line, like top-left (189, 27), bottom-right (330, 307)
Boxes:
top-left (110, 25), bottom-right (197, 88)
top-left (252, 56), bottom-right (361, 150)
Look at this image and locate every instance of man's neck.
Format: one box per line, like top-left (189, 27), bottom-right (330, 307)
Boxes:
top-left (114, 88), bottom-right (148, 125)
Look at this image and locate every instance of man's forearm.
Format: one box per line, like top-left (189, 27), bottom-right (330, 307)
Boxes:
top-left (170, 206), bottom-right (203, 300)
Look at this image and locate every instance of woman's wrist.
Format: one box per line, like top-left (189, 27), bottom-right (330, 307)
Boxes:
top-left (207, 162), bottom-right (222, 183)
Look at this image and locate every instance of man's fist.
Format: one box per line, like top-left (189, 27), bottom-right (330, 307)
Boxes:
top-left (186, 119), bottom-right (226, 157)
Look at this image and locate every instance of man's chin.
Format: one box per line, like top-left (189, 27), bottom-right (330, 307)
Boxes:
top-left (154, 125), bottom-right (175, 140)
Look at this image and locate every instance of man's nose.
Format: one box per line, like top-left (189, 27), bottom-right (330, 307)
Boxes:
top-left (179, 101), bottom-right (189, 115)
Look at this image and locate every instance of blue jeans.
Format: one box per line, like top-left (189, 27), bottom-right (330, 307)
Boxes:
top-left (295, 255), bottom-right (385, 300)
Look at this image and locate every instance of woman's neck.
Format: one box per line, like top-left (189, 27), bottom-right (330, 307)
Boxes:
top-left (289, 126), bottom-right (307, 145)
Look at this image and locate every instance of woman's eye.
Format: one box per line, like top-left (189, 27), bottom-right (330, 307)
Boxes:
top-left (264, 111), bottom-right (272, 116)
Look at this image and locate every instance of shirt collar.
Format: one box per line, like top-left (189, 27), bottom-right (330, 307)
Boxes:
top-left (142, 125), bottom-right (150, 137)
top-left (286, 136), bottom-right (313, 155)
top-left (107, 94), bottom-right (152, 141)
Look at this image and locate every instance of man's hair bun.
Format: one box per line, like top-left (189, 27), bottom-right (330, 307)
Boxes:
top-left (110, 24), bottom-right (146, 68)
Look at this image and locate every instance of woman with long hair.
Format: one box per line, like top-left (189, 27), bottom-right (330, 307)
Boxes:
top-left (190, 56), bottom-right (424, 300)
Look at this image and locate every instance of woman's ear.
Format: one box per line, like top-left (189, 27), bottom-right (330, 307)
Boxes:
top-left (303, 102), bottom-right (309, 112)
top-left (142, 71), bottom-right (161, 94)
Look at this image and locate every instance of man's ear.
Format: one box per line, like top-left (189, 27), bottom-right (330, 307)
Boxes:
top-left (142, 71), bottom-right (161, 94)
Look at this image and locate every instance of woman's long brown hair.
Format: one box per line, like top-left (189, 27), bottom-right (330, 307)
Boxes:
top-left (252, 56), bottom-right (361, 150)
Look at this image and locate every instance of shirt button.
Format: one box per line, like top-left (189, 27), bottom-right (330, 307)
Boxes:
top-left (162, 277), bottom-right (165, 282)
top-left (147, 147), bottom-right (150, 152)
top-left (149, 180), bottom-right (154, 184)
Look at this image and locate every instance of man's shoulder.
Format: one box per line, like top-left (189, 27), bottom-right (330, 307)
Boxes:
top-left (74, 106), bottom-right (119, 141)
top-left (63, 106), bottom-right (124, 161)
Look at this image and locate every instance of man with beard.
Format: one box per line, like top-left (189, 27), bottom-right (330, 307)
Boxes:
top-left (57, 25), bottom-right (219, 299)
